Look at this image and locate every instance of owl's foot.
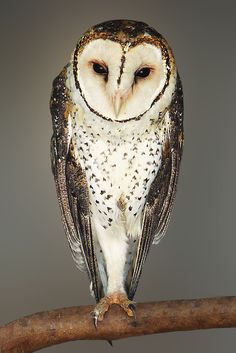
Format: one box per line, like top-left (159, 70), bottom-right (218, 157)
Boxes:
top-left (92, 291), bottom-right (135, 327)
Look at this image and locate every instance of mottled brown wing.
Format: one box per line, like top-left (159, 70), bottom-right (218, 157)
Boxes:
top-left (127, 74), bottom-right (184, 300)
top-left (50, 67), bottom-right (103, 302)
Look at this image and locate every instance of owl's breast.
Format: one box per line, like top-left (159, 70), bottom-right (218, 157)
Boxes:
top-left (72, 125), bottom-right (162, 234)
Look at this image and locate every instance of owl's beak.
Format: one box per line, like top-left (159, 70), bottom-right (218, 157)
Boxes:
top-left (113, 92), bottom-right (122, 117)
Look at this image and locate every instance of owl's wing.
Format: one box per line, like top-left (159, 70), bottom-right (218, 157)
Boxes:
top-left (127, 74), bottom-right (184, 300)
top-left (50, 67), bottom-right (103, 302)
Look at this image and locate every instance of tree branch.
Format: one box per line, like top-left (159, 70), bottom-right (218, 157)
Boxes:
top-left (1, 296), bottom-right (236, 353)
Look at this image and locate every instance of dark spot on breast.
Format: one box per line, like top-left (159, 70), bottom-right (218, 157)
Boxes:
top-left (100, 190), bottom-right (106, 195)
top-left (129, 206), bottom-right (133, 211)
top-left (106, 194), bottom-right (112, 200)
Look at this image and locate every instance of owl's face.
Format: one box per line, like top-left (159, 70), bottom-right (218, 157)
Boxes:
top-left (72, 21), bottom-right (176, 122)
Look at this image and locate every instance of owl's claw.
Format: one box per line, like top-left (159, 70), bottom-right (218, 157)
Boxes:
top-left (91, 292), bottom-right (136, 326)
top-left (91, 311), bottom-right (98, 329)
top-left (128, 303), bottom-right (136, 319)
top-left (128, 303), bottom-right (136, 311)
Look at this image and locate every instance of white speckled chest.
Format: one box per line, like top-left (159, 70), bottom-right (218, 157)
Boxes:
top-left (71, 113), bottom-right (162, 237)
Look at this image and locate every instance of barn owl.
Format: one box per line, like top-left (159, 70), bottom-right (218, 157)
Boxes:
top-left (50, 19), bottom-right (183, 325)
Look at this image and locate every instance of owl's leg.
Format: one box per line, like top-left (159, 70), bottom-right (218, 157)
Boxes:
top-left (92, 225), bottom-right (135, 325)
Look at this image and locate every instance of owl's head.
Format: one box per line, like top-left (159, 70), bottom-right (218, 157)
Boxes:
top-left (71, 20), bottom-right (177, 122)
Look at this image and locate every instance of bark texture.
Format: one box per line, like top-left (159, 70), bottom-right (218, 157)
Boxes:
top-left (1, 296), bottom-right (236, 353)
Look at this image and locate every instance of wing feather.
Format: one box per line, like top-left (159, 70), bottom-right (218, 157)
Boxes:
top-left (50, 68), bottom-right (102, 302)
top-left (127, 74), bottom-right (184, 300)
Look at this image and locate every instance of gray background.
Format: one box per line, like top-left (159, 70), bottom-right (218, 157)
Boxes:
top-left (1, 0), bottom-right (236, 352)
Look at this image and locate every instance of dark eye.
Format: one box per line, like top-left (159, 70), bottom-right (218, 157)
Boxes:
top-left (135, 67), bottom-right (151, 78)
top-left (93, 62), bottom-right (108, 75)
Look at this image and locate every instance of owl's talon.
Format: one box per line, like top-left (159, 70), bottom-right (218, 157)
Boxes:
top-left (128, 303), bottom-right (136, 311)
top-left (93, 316), bottom-right (98, 329)
top-left (128, 303), bottom-right (136, 319)
top-left (91, 311), bottom-right (98, 329)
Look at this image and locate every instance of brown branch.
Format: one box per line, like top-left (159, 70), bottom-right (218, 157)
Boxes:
top-left (1, 296), bottom-right (236, 353)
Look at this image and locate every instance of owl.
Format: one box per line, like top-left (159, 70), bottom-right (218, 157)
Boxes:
top-left (50, 20), bottom-right (183, 325)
